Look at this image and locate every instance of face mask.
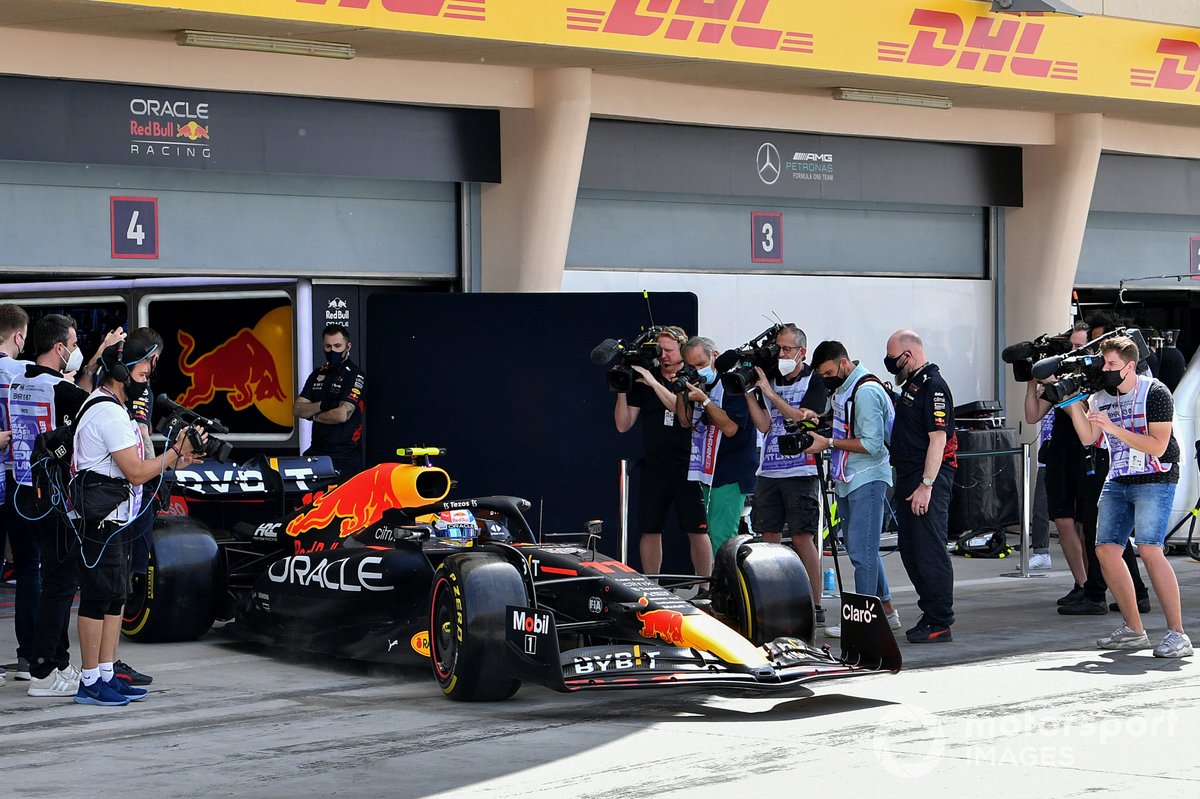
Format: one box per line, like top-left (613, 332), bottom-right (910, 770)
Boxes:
top-left (325, 350), bottom-right (346, 366)
top-left (823, 371), bottom-right (846, 392)
top-left (883, 353), bottom-right (903, 376)
top-left (126, 377), bottom-right (149, 404)
top-left (698, 366), bottom-right (717, 384)
top-left (63, 346), bottom-right (83, 374)
top-left (1102, 367), bottom-right (1126, 395)
top-left (777, 358), bottom-right (798, 376)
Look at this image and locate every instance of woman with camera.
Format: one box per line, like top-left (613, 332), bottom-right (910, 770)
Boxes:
top-left (71, 337), bottom-right (204, 706)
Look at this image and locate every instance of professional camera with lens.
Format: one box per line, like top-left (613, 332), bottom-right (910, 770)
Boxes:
top-left (1032, 327), bottom-right (1150, 407)
top-left (666, 363), bottom-right (703, 395)
top-left (155, 393), bottom-right (233, 462)
top-left (590, 329), bottom-right (665, 394)
top-left (777, 413), bottom-right (833, 458)
top-left (719, 324), bottom-right (786, 395)
top-left (1001, 331), bottom-right (1072, 382)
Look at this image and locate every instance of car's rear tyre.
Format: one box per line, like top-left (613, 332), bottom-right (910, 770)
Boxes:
top-left (429, 552), bottom-right (526, 701)
top-left (711, 534), bottom-right (815, 645)
top-left (122, 517), bottom-right (220, 642)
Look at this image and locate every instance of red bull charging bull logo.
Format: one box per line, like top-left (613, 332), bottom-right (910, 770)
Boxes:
top-left (286, 462), bottom-right (451, 539)
top-left (177, 121), bottom-right (210, 141)
top-left (175, 307), bottom-right (294, 427)
top-left (636, 597), bottom-right (686, 646)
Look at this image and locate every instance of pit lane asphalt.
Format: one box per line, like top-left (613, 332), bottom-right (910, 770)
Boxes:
top-left (2, 551), bottom-right (1198, 798)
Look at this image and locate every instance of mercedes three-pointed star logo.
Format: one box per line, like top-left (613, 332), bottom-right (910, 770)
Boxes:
top-left (757, 142), bottom-right (781, 185)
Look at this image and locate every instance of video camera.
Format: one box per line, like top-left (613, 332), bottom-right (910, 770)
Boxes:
top-left (1001, 332), bottom-right (1073, 382)
top-left (777, 412), bottom-right (833, 458)
top-left (155, 394), bottom-right (234, 462)
top-left (590, 329), bottom-right (666, 394)
top-left (1031, 327), bottom-right (1150, 407)
top-left (718, 324), bottom-right (786, 395)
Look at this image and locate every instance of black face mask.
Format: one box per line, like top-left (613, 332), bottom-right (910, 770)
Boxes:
top-left (1101, 368), bottom-right (1126, 395)
top-left (126, 378), bottom-right (149, 405)
top-left (883, 353), bottom-right (904, 376)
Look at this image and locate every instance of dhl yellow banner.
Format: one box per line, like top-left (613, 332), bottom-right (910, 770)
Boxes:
top-left (93, 0), bottom-right (1200, 105)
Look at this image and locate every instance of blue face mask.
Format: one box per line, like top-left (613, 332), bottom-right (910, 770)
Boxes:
top-left (325, 349), bottom-right (346, 366)
top-left (699, 366), bottom-right (717, 384)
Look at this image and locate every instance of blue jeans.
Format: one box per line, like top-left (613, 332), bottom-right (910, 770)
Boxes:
top-left (840, 480), bottom-right (891, 602)
top-left (1096, 480), bottom-right (1176, 549)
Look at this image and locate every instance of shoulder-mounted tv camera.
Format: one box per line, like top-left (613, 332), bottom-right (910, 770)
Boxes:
top-left (1001, 332), bottom-right (1073, 382)
top-left (1031, 327), bottom-right (1150, 407)
top-left (717, 323), bottom-right (787, 395)
top-left (590, 328), bottom-right (666, 394)
top-left (155, 393), bottom-right (233, 462)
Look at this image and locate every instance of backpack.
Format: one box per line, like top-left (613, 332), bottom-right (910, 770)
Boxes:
top-left (845, 374), bottom-right (895, 447)
top-left (950, 530), bottom-right (1013, 559)
top-left (28, 394), bottom-right (123, 518)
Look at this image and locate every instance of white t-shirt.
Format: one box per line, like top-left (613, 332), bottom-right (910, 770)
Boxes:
top-left (73, 390), bottom-right (141, 522)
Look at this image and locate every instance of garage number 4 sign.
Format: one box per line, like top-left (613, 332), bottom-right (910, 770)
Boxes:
top-left (111, 196), bottom-right (159, 259)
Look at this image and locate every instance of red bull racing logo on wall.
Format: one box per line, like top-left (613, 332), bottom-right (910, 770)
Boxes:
top-left (296, 0), bottom-right (486, 22)
top-left (1130, 38), bottom-right (1200, 92)
top-left (567, 0), bottom-right (813, 54)
top-left (128, 96), bottom-right (213, 161)
top-left (878, 9), bottom-right (1077, 81)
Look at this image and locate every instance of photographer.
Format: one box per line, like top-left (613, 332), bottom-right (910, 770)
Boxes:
top-left (675, 337), bottom-right (756, 555)
top-left (71, 338), bottom-right (203, 705)
top-left (804, 341), bottom-right (900, 638)
top-left (613, 326), bottom-right (711, 578)
top-left (745, 324), bottom-right (829, 624)
top-left (884, 329), bottom-right (956, 643)
top-left (1024, 324), bottom-right (1090, 605)
top-left (1064, 336), bottom-right (1191, 657)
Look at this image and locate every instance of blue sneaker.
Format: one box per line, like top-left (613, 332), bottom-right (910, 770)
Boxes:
top-left (105, 677), bottom-right (148, 702)
top-left (74, 679), bottom-right (130, 706)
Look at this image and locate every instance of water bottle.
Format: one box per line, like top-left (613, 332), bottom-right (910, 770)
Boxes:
top-left (823, 567), bottom-right (837, 594)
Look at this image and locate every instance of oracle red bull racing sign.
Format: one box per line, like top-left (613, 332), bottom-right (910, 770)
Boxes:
top-left (128, 96), bottom-right (212, 162)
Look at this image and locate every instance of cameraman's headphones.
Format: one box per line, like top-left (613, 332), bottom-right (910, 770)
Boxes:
top-left (102, 341), bottom-right (130, 383)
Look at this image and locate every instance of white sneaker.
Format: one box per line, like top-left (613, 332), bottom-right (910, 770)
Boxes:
top-left (1029, 553), bottom-right (1052, 570)
top-left (825, 625), bottom-right (841, 638)
top-left (1153, 630), bottom-right (1193, 658)
top-left (60, 663), bottom-right (82, 683)
top-left (886, 610), bottom-right (901, 630)
top-left (27, 668), bottom-right (80, 698)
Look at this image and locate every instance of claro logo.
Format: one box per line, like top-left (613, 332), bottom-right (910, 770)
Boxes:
top-left (878, 9), bottom-right (1078, 81)
top-left (129, 99), bottom-right (209, 119)
top-left (1130, 38), bottom-right (1200, 91)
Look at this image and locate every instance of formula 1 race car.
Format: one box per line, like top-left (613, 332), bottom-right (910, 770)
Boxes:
top-left (125, 451), bottom-right (901, 701)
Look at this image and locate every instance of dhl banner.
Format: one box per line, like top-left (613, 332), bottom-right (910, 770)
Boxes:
top-left (92, 0), bottom-right (1200, 105)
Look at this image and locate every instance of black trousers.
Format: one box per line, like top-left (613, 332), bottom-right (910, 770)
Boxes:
top-left (894, 465), bottom-right (956, 628)
top-left (1077, 470), bottom-right (1149, 603)
top-left (28, 516), bottom-right (80, 680)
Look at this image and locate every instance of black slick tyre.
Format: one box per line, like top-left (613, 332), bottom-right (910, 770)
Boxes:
top-left (122, 517), bottom-right (219, 642)
top-left (712, 534), bottom-right (815, 645)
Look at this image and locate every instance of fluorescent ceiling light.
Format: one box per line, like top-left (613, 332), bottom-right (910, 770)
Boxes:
top-left (831, 88), bottom-right (952, 110)
top-left (176, 30), bottom-right (356, 59)
top-left (989, 0), bottom-right (1084, 15)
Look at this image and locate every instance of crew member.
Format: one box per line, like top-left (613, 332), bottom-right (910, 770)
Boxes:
top-left (614, 326), bottom-right (711, 578)
top-left (1064, 336), bottom-right (1191, 657)
top-left (805, 341), bottom-right (901, 638)
top-left (746, 324), bottom-right (829, 625)
top-left (72, 338), bottom-right (202, 705)
top-left (294, 324), bottom-right (366, 479)
top-left (676, 337), bottom-right (756, 555)
top-left (884, 329), bottom-right (957, 643)
top-left (13, 315), bottom-right (88, 697)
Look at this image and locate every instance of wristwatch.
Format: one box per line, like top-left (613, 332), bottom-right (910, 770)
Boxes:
top-left (921, 476), bottom-right (935, 488)
top-left (701, 398), bottom-right (713, 410)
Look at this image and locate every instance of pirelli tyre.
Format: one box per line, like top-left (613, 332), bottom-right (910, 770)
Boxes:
top-left (122, 517), bottom-right (220, 643)
top-left (429, 551), bottom-right (527, 702)
top-left (711, 534), bottom-right (815, 646)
